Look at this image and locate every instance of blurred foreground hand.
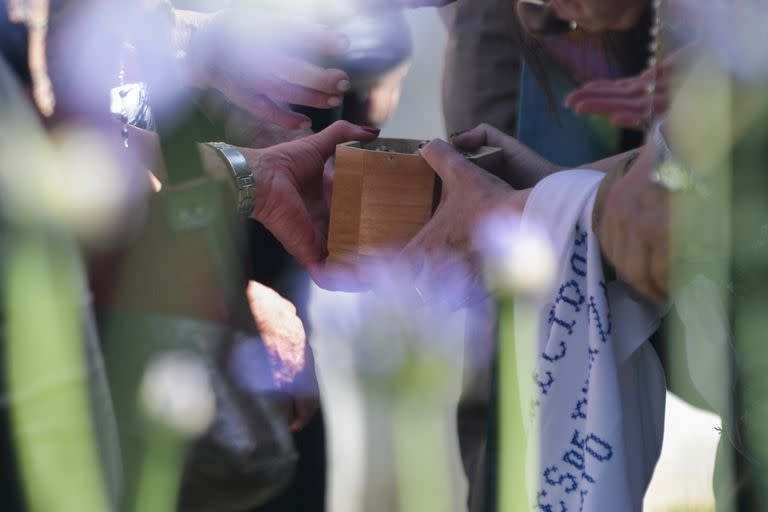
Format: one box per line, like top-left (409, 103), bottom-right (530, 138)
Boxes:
top-left (180, 8), bottom-right (353, 129)
top-left (247, 281), bottom-right (318, 432)
top-left (564, 45), bottom-right (694, 130)
top-left (400, 139), bottom-right (530, 308)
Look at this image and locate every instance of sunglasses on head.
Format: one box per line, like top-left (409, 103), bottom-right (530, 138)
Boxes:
top-left (517, 0), bottom-right (574, 37)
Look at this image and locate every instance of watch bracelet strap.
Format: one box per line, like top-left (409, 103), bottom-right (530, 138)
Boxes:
top-left (204, 142), bottom-right (255, 217)
top-left (650, 120), bottom-right (706, 194)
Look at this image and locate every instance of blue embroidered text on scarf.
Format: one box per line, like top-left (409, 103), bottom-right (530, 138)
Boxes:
top-left (518, 170), bottom-right (666, 511)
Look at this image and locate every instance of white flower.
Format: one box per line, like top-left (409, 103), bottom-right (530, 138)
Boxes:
top-left (474, 213), bottom-right (556, 296)
top-left (139, 352), bottom-right (215, 438)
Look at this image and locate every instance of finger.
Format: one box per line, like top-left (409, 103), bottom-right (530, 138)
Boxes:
top-left (396, 0), bottom-right (456, 6)
top-left (420, 138), bottom-right (476, 189)
top-left (571, 95), bottom-right (669, 118)
top-left (452, 123), bottom-right (506, 151)
top-left (258, 78), bottom-right (344, 110)
top-left (570, 79), bottom-right (645, 97)
top-left (566, 74), bottom-right (671, 107)
top-left (225, 90), bottom-right (313, 129)
top-left (610, 113), bottom-right (648, 130)
top-left (271, 56), bottom-right (351, 96)
top-left (572, 96), bottom-right (647, 116)
top-left (302, 121), bottom-right (381, 163)
top-left (566, 81), bottom-right (649, 106)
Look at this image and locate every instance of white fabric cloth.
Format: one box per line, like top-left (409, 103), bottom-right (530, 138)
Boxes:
top-left (517, 170), bottom-right (667, 511)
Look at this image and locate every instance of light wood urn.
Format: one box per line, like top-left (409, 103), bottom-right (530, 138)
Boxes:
top-left (327, 138), bottom-right (502, 267)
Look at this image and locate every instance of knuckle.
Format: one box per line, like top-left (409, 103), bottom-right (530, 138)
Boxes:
top-left (328, 120), bottom-right (353, 136)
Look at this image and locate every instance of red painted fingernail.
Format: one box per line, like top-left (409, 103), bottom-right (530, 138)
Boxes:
top-left (361, 126), bottom-right (380, 135)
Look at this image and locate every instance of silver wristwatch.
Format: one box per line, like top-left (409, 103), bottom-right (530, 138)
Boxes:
top-left (205, 142), bottom-right (255, 217)
top-left (649, 120), bottom-right (701, 193)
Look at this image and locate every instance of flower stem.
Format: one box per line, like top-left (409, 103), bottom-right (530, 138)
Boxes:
top-left (392, 399), bottom-right (455, 512)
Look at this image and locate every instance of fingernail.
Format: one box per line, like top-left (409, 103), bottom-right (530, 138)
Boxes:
top-left (449, 130), bottom-right (468, 139)
top-left (337, 79), bottom-right (351, 93)
top-left (327, 96), bottom-right (342, 107)
top-left (300, 120), bottom-right (312, 130)
top-left (360, 125), bottom-right (380, 135)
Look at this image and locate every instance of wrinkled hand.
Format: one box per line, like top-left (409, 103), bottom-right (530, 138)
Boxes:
top-left (244, 121), bottom-right (380, 268)
top-left (185, 9), bottom-right (352, 129)
top-left (359, 0), bottom-right (455, 7)
top-left (396, 0), bottom-right (456, 6)
top-left (353, 0), bottom-right (455, 10)
top-left (596, 143), bottom-right (669, 303)
top-left (247, 281), bottom-right (318, 432)
top-left (451, 123), bottom-right (562, 189)
top-left (400, 139), bottom-right (529, 307)
top-left (564, 46), bottom-right (693, 130)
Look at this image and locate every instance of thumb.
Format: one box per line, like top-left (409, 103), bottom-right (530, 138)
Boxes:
top-left (452, 123), bottom-right (506, 152)
top-left (420, 138), bottom-right (474, 188)
top-left (303, 121), bottom-right (380, 162)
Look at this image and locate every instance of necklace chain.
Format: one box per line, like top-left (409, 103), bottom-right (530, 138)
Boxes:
top-left (118, 44), bottom-right (130, 149)
top-left (646, 0), bottom-right (663, 138)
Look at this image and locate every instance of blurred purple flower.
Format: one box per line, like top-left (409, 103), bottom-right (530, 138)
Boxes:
top-left (473, 211), bottom-right (556, 297)
top-left (311, 257), bottom-right (466, 400)
top-left (677, 0), bottom-right (768, 80)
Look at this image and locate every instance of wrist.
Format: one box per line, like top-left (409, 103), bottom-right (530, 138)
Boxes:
top-left (592, 151), bottom-right (641, 233)
top-left (506, 143), bottom-right (562, 189)
top-left (511, 188), bottom-right (532, 212)
top-left (481, 185), bottom-right (530, 220)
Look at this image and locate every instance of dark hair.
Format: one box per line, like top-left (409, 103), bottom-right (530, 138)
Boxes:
top-left (508, 1), bottom-right (652, 113)
top-left (0, 1), bottom-right (32, 86)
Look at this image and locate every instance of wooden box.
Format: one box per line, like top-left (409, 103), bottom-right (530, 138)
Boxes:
top-left (328, 138), bottom-right (501, 267)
